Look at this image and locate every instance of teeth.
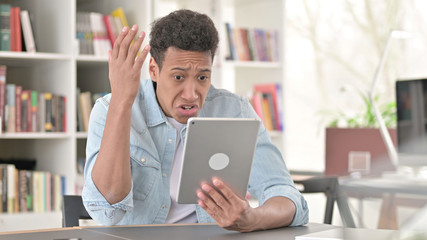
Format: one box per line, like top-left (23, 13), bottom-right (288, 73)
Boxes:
top-left (182, 106), bottom-right (193, 110)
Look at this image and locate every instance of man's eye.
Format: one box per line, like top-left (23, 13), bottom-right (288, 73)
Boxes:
top-left (174, 75), bottom-right (183, 80)
top-left (198, 76), bottom-right (208, 81)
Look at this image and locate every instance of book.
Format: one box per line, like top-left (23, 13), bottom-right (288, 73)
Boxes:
top-left (251, 91), bottom-right (265, 124)
top-left (89, 12), bottom-right (111, 57)
top-left (79, 91), bottom-right (92, 132)
top-left (20, 89), bottom-right (31, 132)
top-left (20, 10), bottom-right (36, 53)
top-left (44, 92), bottom-right (53, 132)
top-left (10, 6), bottom-right (21, 52)
top-left (239, 28), bottom-right (251, 61)
top-left (76, 12), bottom-right (93, 55)
top-left (25, 170), bottom-right (33, 211)
top-left (253, 83), bottom-right (283, 131)
top-left (0, 4), bottom-right (11, 51)
top-left (225, 23), bottom-right (237, 60)
top-left (37, 92), bottom-right (45, 132)
top-left (0, 65), bottom-right (6, 132)
top-left (0, 165), bottom-right (5, 212)
top-left (61, 96), bottom-right (66, 132)
top-left (261, 95), bottom-right (274, 131)
top-left (263, 93), bottom-right (277, 131)
top-left (111, 7), bottom-right (129, 28)
top-left (76, 88), bottom-right (83, 132)
top-left (5, 83), bottom-right (15, 132)
top-left (18, 170), bottom-right (28, 212)
top-left (103, 14), bottom-right (117, 47)
top-left (6, 164), bottom-right (16, 213)
top-left (31, 90), bottom-right (37, 132)
top-left (15, 85), bottom-right (22, 132)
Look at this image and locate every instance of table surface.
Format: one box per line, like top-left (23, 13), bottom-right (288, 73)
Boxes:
top-left (339, 176), bottom-right (427, 195)
top-left (0, 223), bottom-right (338, 240)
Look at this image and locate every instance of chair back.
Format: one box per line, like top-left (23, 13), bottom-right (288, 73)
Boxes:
top-left (62, 195), bottom-right (92, 227)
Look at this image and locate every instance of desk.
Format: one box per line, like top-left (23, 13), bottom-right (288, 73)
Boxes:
top-left (0, 223), bottom-right (337, 240)
top-left (339, 177), bottom-right (427, 229)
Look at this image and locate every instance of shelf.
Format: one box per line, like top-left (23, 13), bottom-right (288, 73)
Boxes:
top-left (0, 52), bottom-right (71, 65)
top-left (269, 130), bottom-right (283, 138)
top-left (76, 132), bottom-right (88, 139)
top-left (0, 132), bottom-right (71, 139)
top-left (77, 55), bottom-right (109, 64)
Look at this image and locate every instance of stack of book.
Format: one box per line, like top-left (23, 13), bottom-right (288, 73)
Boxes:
top-left (76, 7), bottom-right (130, 57)
top-left (0, 3), bottom-right (37, 52)
top-left (0, 65), bottom-right (67, 133)
top-left (251, 83), bottom-right (283, 132)
top-left (76, 88), bottom-right (107, 132)
top-left (225, 22), bottom-right (279, 62)
top-left (0, 163), bottom-right (66, 213)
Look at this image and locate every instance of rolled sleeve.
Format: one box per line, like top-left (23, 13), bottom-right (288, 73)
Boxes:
top-left (82, 173), bottom-right (134, 225)
top-left (260, 184), bottom-right (309, 226)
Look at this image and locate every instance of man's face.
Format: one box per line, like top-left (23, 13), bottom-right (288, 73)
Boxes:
top-left (149, 47), bottom-right (212, 124)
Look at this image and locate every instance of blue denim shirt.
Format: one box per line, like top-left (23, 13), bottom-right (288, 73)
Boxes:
top-left (82, 79), bottom-right (309, 226)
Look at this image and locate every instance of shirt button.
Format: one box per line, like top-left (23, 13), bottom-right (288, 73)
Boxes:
top-left (168, 139), bottom-right (172, 143)
top-left (162, 205), bottom-right (167, 209)
top-left (140, 158), bottom-right (146, 163)
top-left (162, 173), bottom-right (167, 177)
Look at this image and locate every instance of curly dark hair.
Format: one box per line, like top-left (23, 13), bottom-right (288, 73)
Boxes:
top-left (149, 9), bottom-right (219, 70)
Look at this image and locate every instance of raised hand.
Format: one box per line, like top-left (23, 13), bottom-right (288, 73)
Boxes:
top-left (108, 25), bottom-right (150, 107)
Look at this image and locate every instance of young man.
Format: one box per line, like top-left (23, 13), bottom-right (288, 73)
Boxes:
top-left (82, 9), bottom-right (308, 232)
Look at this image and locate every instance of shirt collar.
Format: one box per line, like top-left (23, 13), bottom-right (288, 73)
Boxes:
top-left (141, 79), bottom-right (167, 127)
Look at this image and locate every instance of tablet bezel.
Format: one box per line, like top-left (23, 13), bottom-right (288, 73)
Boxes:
top-left (176, 117), bottom-right (261, 204)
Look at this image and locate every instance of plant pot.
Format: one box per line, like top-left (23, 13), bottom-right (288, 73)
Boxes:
top-left (325, 127), bottom-right (397, 177)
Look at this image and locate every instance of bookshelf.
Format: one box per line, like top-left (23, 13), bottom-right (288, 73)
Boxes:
top-left (0, 0), bottom-right (151, 232)
top-left (0, 0), bottom-right (286, 232)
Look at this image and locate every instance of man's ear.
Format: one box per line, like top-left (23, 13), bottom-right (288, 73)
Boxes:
top-left (149, 57), bottom-right (158, 82)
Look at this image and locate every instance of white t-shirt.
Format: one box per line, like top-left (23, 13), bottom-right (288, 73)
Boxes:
top-left (164, 117), bottom-right (197, 223)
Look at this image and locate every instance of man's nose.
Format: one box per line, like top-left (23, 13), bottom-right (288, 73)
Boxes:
top-left (181, 80), bottom-right (198, 101)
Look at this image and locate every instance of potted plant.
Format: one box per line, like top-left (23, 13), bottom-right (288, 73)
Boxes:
top-left (321, 90), bottom-right (397, 177)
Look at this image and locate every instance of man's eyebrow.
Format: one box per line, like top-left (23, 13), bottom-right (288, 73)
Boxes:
top-left (170, 67), bottom-right (211, 72)
top-left (200, 68), bottom-right (211, 73)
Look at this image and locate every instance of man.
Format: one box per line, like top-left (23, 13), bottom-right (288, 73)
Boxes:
top-left (83, 9), bottom-right (308, 232)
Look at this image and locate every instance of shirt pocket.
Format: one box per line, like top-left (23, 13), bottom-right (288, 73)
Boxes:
top-left (130, 145), bottom-right (161, 201)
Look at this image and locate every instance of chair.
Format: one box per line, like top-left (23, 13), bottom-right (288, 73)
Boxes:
top-left (294, 176), bottom-right (356, 228)
top-left (62, 195), bottom-right (92, 227)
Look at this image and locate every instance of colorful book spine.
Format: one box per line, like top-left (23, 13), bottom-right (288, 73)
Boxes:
top-left (20, 90), bottom-right (31, 132)
top-left (15, 85), bottom-right (22, 132)
top-left (253, 83), bottom-right (283, 131)
top-left (44, 93), bottom-right (53, 132)
top-left (20, 10), bottom-right (36, 53)
top-left (0, 4), bottom-right (11, 51)
top-left (0, 65), bottom-right (6, 132)
top-left (31, 90), bottom-right (37, 132)
top-left (10, 6), bottom-right (21, 52)
top-left (111, 7), bottom-right (129, 27)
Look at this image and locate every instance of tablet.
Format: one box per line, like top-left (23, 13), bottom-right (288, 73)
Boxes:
top-left (176, 117), bottom-right (261, 204)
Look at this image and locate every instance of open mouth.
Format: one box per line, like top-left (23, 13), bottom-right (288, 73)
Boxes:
top-left (178, 104), bottom-right (198, 116)
top-left (181, 105), bottom-right (194, 110)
